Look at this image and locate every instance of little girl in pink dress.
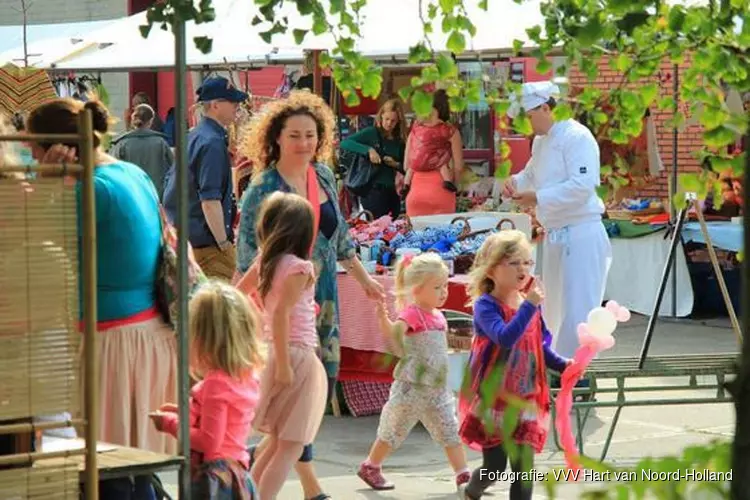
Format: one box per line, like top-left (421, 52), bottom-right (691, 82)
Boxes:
top-left (238, 192), bottom-right (328, 500)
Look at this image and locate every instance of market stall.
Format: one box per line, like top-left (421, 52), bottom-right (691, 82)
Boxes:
top-left (336, 211), bottom-right (533, 416)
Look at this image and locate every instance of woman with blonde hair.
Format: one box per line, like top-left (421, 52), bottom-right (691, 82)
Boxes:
top-left (235, 89), bottom-right (385, 500)
top-left (339, 98), bottom-right (407, 218)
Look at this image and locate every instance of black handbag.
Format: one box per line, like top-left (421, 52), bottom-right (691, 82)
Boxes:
top-left (342, 132), bottom-right (383, 197)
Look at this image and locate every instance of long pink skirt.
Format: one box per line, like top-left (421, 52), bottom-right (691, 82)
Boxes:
top-left (83, 316), bottom-right (177, 454)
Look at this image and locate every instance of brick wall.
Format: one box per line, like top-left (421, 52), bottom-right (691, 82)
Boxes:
top-left (0, 0), bottom-right (129, 133)
top-left (568, 57), bottom-right (704, 199)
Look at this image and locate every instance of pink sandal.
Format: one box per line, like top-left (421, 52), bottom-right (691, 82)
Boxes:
top-left (357, 462), bottom-right (395, 490)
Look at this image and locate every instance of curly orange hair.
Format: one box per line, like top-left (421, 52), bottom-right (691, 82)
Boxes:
top-left (239, 90), bottom-right (336, 177)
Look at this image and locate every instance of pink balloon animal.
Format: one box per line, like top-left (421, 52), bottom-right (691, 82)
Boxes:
top-left (554, 300), bottom-right (630, 475)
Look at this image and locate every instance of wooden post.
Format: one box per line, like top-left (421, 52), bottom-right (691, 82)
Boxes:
top-left (79, 108), bottom-right (99, 500)
top-left (312, 50), bottom-right (323, 97)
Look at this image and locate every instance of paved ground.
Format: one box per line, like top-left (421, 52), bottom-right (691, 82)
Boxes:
top-left (162, 313), bottom-right (740, 499)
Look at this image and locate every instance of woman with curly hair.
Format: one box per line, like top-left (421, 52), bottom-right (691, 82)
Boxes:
top-left (235, 89), bottom-right (385, 500)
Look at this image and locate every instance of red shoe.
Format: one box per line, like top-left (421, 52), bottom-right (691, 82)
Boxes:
top-left (456, 471), bottom-right (471, 488)
top-left (357, 462), bottom-right (395, 490)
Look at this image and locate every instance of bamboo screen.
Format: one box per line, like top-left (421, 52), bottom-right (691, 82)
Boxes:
top-left (0, 174), bottom-right (80, 499)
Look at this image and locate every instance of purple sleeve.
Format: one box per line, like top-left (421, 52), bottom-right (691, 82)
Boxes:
top-left (541, 316), bottom-right (569, 372)
top-left (473, 297), bottom-right (537, 348)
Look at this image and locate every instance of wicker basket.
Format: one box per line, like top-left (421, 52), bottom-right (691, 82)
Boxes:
top-left (606, 207), bottom-right (664, 220)
top-left (444, 309), bottom-right (474, 351)
top-left (447, 330), bottom-right (473, 350)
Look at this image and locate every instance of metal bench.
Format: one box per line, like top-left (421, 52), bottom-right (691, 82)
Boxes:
top-left (549, 352), bottom-right (738, 460)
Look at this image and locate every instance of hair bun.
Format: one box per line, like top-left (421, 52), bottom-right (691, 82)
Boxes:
top-left (83, 100), bottom-right (109, 134)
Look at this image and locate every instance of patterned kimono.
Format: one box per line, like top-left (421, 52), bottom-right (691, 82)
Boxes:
top-left (236, 162), bottom-right (357, 379)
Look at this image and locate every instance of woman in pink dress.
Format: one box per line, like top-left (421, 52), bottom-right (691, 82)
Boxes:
top-left (402, 90), bottom-right (465, 216)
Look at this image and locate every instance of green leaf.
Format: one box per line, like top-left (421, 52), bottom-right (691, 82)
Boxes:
top-left (700, 107), bottom-right (729, 130)
top-left (447, 31), bottom-right (466, 54)
top-left (139, 24), bottom-right (152, 38)
top-left (251, 15), bottom-right (263, 26)
top-left (613, 53), bottom-right (631, 72)
top-left (535, 58), bottom-right (552, 74)
top-left (312, 16), bottom-right (328, 35)
top-left (658, 96), bottom-right (676, 111)
top-left (412, 90), bottom-right (434, 118)
top-left (318, 51), bottom-right (332, 67)
top-left (731, 153), bottom-right (746, 177)
top-left (493, 100), bottom-right (511, 116)
top-left (640, 83), bottom-right (659, 107)
top-left (436, 54), bottom-right (457, 78)
top-left (408, 43), bottom-right (432, 63)
top-left (512, 39), bottom-right (524, 55)
top-left (193, 36), bottom-right (213, 54)
top-left (398, 86), bottom-right (413, 102)
top-left (329, 0), bottom-right (344, 14)
top-left (344, 91), bottom-right (361, 107)
top-left (499, 141), bottom-right (511, 159)
top-left (619, 90), bottom-right (641, 111)
top-left (679, 173), bottom-right (702, 193)
top-left (552, 102), bottom-right (574, 121)
top-left (449, 96), bottom-right (468, 113)
top-left (513, 115), bottom-right (533, 136)
top-left (296, 0), bottom-right (315, 15)
top-left (526, 25), bottom-right (542, 42)
top-left (704, 126), bottom-right (737, 148)
top-left (495, 159), bottom-right (512, 179)
top-left (501, 404), bottom-right (520, 457)
top-left (668, 6), bottom-right (686, 32)
top-left (361, 71), bottom-right (382, 98)
top-left (293, 29), bottom-right (308, 44)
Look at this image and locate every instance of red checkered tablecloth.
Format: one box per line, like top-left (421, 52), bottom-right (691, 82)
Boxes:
top-left (337, 273), bottom-right (399, 354)
top-left (336, 273), bottom-right (473, 355)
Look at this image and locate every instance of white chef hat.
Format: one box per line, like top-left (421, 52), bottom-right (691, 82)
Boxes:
top-left (507, 81), bottom-right (561, 118)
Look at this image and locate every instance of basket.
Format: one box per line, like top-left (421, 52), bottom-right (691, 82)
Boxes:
top-left (606, 207), bottom-right (664, 221)
top-left (444, 309), bottom-right (474, 351)
top-left (447, 330), bottom-right (473, 350)
top-left (453, 218), bottom-right (518, 274)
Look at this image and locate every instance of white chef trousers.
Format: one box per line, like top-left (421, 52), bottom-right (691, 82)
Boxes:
top-left (540, 219), bottom-right (612, 358)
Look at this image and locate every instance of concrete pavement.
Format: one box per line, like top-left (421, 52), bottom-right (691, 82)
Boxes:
top-left (162, 313), bottom-right (740, 498)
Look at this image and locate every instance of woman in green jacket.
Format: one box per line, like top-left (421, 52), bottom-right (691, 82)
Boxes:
top-left (340, 98), bottom-right (407, 218)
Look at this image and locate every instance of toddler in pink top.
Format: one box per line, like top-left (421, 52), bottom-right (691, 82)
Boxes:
top-left (149, 281), bottom-right (265, 499)
top-left (237, 192), bottom-right (327, 500)
top-left (358, 252), bottom-right (470, 492)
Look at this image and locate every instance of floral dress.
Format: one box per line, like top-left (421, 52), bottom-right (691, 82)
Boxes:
top-left (236, 162), bottom-right (357, 379)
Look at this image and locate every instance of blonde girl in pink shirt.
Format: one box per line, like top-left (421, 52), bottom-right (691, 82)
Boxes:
top-left (149, 280), bottom-right (265, 499)
top-left (358, 252), bottom-right (470, 492)
top-left (238, 191), bottom-right (328, 499)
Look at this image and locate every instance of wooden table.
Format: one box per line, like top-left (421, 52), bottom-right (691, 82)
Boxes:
top-left (35, 437), bottom-right (183, 496)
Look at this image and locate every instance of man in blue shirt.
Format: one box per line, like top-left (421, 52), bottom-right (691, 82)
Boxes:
top-left (163, 76), bottom-right (248, 281)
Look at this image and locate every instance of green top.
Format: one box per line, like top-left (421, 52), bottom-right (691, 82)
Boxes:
top-left (340, 125), bottom-right (406, 189)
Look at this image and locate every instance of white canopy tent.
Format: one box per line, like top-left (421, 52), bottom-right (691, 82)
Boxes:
top-left (0, 19), bottom-right (116, 67)
top-left (51, 0), bottom-right (543, 72)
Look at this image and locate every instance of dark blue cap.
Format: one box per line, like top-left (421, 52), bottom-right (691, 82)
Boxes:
top-left (196, 76), bottom-right (248, 103)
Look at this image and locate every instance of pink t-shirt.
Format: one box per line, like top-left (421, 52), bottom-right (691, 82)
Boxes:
top-left (262, 254), bottom-right (318, 348)
top-left (398, 304), bottom-right (447, 336)
top-left (162, 370), bottom-right (260, 467)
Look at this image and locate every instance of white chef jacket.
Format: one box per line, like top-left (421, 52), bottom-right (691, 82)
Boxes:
top-left (512, 119), bottom-right (605, 230)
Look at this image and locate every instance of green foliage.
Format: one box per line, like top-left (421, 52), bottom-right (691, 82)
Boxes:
top-left (144, 1), bottom-right (748, 494)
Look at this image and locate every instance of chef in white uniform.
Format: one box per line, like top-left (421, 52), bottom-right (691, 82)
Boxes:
top-left (503, 81), bottom-right (612, 368)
